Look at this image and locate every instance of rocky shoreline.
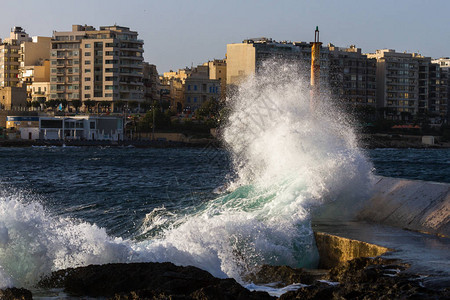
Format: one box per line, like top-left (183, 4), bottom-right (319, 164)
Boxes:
top-left (2, 257), bottom-right (449, 300)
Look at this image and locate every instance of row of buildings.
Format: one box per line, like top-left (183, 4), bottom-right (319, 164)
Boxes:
top-left (0, 25), bottom-right (160, 112)
top-left (226, 38), bottom-right (449, 123)
top-left (1, 24), bottom-right (449, 124)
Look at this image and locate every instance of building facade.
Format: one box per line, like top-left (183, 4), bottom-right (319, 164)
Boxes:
top-left (328, 44), bottom-right (377, 107)
top-left (7, 115), bottom-right (124, 141)
top-left (162, 65), bottom-right (221, 114)
top-left (50, 25), bottom-right (144, 110)
top-left (367, 49), bottom-right (448, 122)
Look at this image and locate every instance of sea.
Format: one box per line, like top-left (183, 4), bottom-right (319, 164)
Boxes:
top-left (0, 61), bottom-right (449, 293)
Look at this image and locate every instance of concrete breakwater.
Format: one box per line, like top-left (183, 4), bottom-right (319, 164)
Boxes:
top-left (358, 176), bottom-right (450, 237)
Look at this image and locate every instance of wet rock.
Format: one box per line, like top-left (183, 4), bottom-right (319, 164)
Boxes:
top-left (0, 287), bottom-right (33, 300)
top-left (279, 257), bottom-right (450, 300)
top-left (244, 265), bottom-right (329, 287)
top-left (38, 262), bottom-right (274, 300)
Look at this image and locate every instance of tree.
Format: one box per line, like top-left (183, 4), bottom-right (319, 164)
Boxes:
top-left (71, 100), bottom-right (82, 112)
top-left (31, 101), bottom-right (41, 110)
top-left (45, 99), bottom-right (60, 110)
top-left (83, 99), bottom-right (96, 112)
top-left (197, 98), bottom-right (220, 119)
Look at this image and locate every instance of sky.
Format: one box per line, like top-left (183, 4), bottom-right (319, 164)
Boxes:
top-left (1, 0), bottom-right (449, 74)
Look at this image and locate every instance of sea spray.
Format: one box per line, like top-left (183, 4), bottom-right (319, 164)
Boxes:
top-left (133, 60), bottom-right (374, 280)
top-left (0, 189), bottom-right (132, 288)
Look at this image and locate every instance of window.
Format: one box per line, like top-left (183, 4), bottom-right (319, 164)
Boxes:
top-left (85, 44), bottom-right (91, 48)
top-left (85, 77), bottom-right (91, 81)
top-left (84, 86), bottom-right (91, 90)
top-left (85, 52), bottom-right (91, 56)
top-left (85, 60), bottom-right (91, 65)
top-left (85, 69), bottom-right (91, 73)
top-left (84, 94), bottom-right (91, 98)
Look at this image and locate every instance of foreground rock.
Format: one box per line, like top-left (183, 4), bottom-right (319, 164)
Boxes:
top-left (277, 257), bottom-right (450, 300)
top-left (38, 262), bottom-right (274, 299)
top-left (0, 288), bottom-right (32, 300)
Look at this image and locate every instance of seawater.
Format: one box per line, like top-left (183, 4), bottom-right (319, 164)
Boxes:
top-left (0, 61), bottom-right (446, 290)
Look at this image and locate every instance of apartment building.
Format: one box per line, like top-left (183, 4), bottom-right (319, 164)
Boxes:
top-left (367, 49), bottom-right (448, 122)
top-left (50, 25), bottom-right (144, 110)
top-left (328, 44), bottom-right (377, 107)
top-left (0, 27), bottom-right (35, 88)
top-left (143, 62), bottom-right (160, 103)
top-left (366, 49), bottom-right (425, 119)
top-left (432, 57), bottom-right (450, 123)
top-left (162, 65), bottom-right (221, 114)
top-left (226, 38), bottom-right (329, 89)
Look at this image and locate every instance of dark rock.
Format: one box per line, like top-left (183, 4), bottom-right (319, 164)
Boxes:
top-left (38, 262), bottom-right (274, 299)
top-left (243, 265), bottom-right (329, 287)
top-left (279, 257), bottom-right (450, 300)
top-left (0, 287), bottom-right (33, 300)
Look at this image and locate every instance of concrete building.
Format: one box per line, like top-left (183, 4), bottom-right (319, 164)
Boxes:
top-left (226, 38), bottom-right (329, 89)
top-left (432, 58), bottom-right (450, 123)
top-left (0, 41), bottom-right (20, 87)
top-left (143, 62), bottom-right (160, 103)
top-left (204, 59), bottom-right (226, 100)
top-left (50, 25), bottom-right (144, 110)
top-left (367, 49), bottom-right (448, 122)
top-left (0, 84), bottom-right (27, 110)
top-left (0, 27), bottom-right (34, 88)
top-left (367, 49), bottom-right (425, 120)
top-left (328, 44), bottom-right (377, 107)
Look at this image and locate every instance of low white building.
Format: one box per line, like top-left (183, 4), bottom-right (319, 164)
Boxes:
top-left (6, 115), bottom-right (124, 141)
top-left (39, 116), bottom-right (124, 141)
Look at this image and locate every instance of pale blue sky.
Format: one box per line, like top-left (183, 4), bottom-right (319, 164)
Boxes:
top-left (2, 0), bottom-right (449, 73)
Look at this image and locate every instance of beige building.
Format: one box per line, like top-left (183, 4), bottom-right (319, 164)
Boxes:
top-left (0, 27), bottom-right (34, 88)
top-left (0, 41), bottom-right (20, 87)
top-left (0, 84), bottom-right (27, 110)
top-left (204, 59), bottom-right (226, 100)
top-left (226, 38), bottom-right (329, 88)
top-left (366, 49), bottom-right (447, 120)
top-left (21, 60), bottom-right (50, 102)
top-left (50, 25), bottom-right (144, 110)
top-left (162, 65), bottom-right (221, 114)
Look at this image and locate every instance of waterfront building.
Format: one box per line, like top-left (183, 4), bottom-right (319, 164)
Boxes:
top-left (328, 44), bottom-right (377, 107)
top-left (226, 38), bottom-right (329, 89)
top-left (50, 25), bottom-right (144, 111)
top-left (6, 115), bottom-right (124, 141)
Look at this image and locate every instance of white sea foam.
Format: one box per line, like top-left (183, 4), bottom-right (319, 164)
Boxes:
top-left (0, 60), bottom-right (374, 289)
